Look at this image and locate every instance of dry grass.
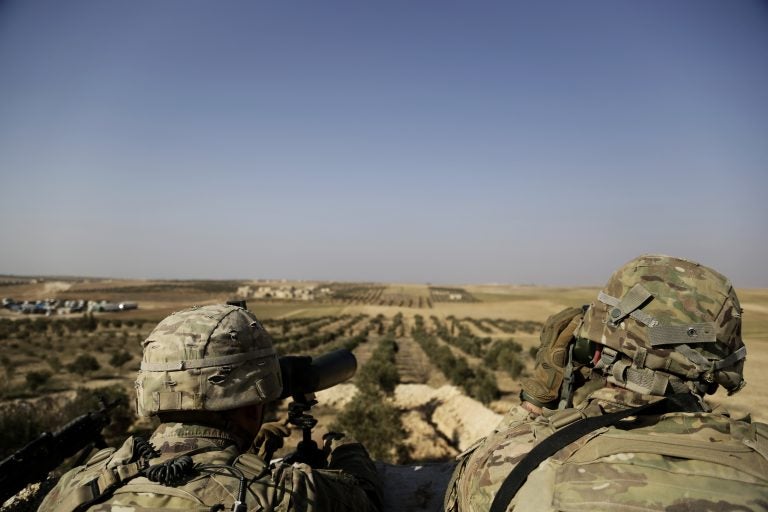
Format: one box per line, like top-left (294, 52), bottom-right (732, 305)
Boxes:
top-left (249, 303), bottom-right (345, 319)
top-left (382, 284), bottom-right (430, 297)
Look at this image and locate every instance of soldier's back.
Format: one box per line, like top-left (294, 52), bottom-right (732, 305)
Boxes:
top-left (452, 407), bottom-right (768, 512)
top-left (39, 426), bottom-right (378, 512)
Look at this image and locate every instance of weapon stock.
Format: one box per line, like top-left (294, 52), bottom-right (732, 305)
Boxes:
top-left (0, 400), bottom-right (117, 503)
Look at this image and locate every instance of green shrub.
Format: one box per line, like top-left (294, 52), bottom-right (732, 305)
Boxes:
top-left (411, 315), bottom-right (499, 404)
top-left (46, 355), bottom-right (63, 372)
top-left (0, 318), bottom-right (18, 339)
top-left (30, 318), bottom-right (48, 333)
top-left (67, 354), bottom-right (101, 374)
top-left (468, 368), bottom-right (501, 404)
top-left (332, 393), bottom-right (407, 463)
top-left (75, 313), bottom-right (98, 332)
top-left (108, 351), bottom-right (133, 368)
top-left (357, 338), bottom-right (400, 395)
top-left (50, 322), bottom-right (64, 337)
top-left (331, 329), bottom-right (407, 462)
top-left (484, 339), bottom-right (525, 378)
top-left (25, 371), bottom-right (52, 390)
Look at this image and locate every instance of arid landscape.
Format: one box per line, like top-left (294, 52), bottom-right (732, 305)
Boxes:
top-left (2, 2), bottom-right (765, 510)
top-left (2, 276), bottom-right (767, 509)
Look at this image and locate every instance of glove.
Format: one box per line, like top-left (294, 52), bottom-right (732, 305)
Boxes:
top-left (521, 306), bottom-right (584, 408)
top-left (253, 421), bottom-right (291, 460)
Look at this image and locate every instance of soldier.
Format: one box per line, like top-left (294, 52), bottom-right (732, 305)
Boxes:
top-left (39, 304), bottom-right (382, 512)
top-left (446, 254), bottom-right (768, 512)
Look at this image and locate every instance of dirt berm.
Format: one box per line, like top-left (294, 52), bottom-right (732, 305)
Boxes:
top-left (317, 383), bottom-right (504, 511)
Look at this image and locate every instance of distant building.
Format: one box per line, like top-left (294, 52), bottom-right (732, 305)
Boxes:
top-left (273, 288), bottom-right (293, 299)
top-left (295, 288), bottom-right (315, 301)
top-left (245, 285), bottom-right (318, 301)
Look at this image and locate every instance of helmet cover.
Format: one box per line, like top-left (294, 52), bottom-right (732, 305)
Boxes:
top-left (135, 304), bottom-right (282, 417)
top-left (576, 255), bottom-right (746, 395)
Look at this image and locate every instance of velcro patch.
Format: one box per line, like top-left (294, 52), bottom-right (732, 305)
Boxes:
top-left (648, 323), bottom-right (717, 346)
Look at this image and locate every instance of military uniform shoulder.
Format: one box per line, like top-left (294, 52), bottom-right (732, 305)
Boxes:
top-left (37, 447), bottom-right (116, 512)
top-left (728, 415), bottom-right (768, 461)
top-left (37, 436), bottom-right (139, 512)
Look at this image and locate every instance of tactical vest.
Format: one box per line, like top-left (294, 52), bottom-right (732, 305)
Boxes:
top-left (449, 402), bottom-right (768, 512)
top-left (44, 438), bottom-right (268, 512)
top-left (40, 434), bottom-right (370, 512)
top-left (517, 410), bottom-right (768, 511)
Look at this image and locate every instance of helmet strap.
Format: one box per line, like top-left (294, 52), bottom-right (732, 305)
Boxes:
top-left (598, 284), bottom-right (658, 327)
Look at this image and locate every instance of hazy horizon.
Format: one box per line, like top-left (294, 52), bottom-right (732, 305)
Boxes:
top-left (3, 268), bottom-right (767, 291)
top-left (2, 1), bottom-right (767, 287)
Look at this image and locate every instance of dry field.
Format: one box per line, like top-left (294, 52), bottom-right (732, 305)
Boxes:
top-left (2, 276), bottom-right (767, 512)
top-left (1, 277), bottom-right (766, 467)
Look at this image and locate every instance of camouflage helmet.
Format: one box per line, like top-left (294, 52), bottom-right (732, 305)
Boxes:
top-left (135, 304), bottom-right (282, 417)
top-left (576, 254), bottom-right (746, 396)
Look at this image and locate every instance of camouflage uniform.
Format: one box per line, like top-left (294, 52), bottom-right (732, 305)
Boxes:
top-left (446, 255), bottom-right (768, 511)
top-left (38, 304), bottom-right (382, 512)
top-left (38, 422), bottom-right (380, 511)
top-left (446, 387), bottom-right (768, 511)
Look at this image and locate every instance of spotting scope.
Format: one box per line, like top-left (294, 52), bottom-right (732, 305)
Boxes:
top-left (278, 349), bottom-right (357, 400)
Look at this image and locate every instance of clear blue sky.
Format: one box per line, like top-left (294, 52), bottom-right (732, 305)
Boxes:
top-left (1, 1), bottom-right (766, 286)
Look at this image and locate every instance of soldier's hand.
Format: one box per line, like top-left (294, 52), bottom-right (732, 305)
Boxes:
top-left (253, 421), bottom-right (291, 460)
top-left (521, 306), bottom-right (584, 409)
top-left (321, 431), bottom-right (347, 456)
